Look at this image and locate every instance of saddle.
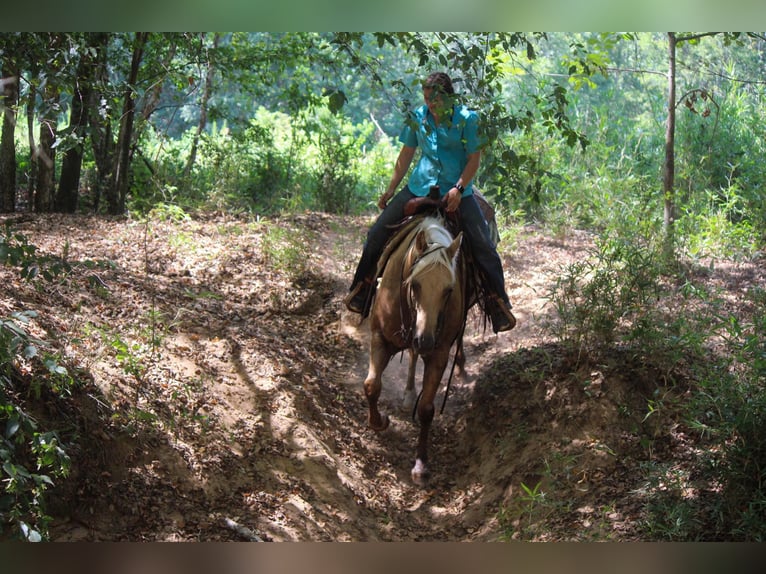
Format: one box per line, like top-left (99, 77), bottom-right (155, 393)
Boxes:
top-left (401, 188), bottom-right (499, 244)
top-left (370, 187), bottom-right (499, 322)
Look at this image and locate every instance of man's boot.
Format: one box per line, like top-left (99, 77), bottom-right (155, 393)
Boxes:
top-left (344, 277), bottom-right (373, 314)
top-left (489, 295), bottom-right (516, 333)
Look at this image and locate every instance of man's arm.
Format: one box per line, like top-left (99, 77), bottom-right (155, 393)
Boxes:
top-left (378, 145), bottom-right (416, 209)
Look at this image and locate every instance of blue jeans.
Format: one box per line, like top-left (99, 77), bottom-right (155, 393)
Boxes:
top-left (350, 186), bottom-right (510, 305)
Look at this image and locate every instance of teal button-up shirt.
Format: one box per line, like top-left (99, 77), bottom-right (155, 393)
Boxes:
top-left (398, 103), bottom-right (482, 198)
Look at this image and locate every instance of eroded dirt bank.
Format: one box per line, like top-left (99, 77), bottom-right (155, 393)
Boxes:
top-left (2, 213), bottom-right (760, 541)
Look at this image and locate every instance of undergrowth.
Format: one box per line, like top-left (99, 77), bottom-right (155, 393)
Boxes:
top-left (0, 227), bottom-right (83, 541)
top-left (505, 226), bottom-right (766, 541)
top-left (0, 312), bottom-right (73, 542)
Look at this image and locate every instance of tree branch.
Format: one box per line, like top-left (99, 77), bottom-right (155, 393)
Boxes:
top-left (675, 32), bottom-right (720, 43)
top-left (605, 66), bottom-right (667, 77)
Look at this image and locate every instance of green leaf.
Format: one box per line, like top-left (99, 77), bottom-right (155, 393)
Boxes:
top-left (34, 474), bottom-right (55, 487)
top-left (5, 417), bottom-right (20, 439)
top-left (326, 89), bottom-right (347, 115)
top-left (44, 358), bottom-right (68, 376)
top-left (3, 461), bottom-right (32, 479)
top-left (20, 521), bottom-right (43, 542)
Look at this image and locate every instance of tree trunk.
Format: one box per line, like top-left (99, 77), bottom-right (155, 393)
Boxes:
top-left (33, 88), bottom-right (60, 213)
top-left (56, 41), bottom-right (95, 213)
top-left (184, 32), bottom-right (220, 179)
top-left (25, 72), bottom-right (38, 210)
top-left (107, 32), bottom-right (148, 215)
top-left (662, 32), bottom-right (677, 257)
top-left (0, 59), bottom-right (19, 213)
top-left (88, 32), bottom-right (113, 213)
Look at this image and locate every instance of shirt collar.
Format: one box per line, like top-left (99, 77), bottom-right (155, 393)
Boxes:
top-left (424, 104), bottom-right (457, 127)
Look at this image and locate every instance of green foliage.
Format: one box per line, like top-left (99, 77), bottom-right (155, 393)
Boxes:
top-left (545, 220), bottom-right (766, 539)
top-left (310, 109), bottom-right (393, 214)
top-left (132, 106), bottom-right (397, 216)
top-left (147, 202), bottom-right (191, 223)
top-left (497, 481), bottom-right (551, 540)
top-left (673, 287), bottom-right (766, 540)
top-left (677, 187), bottom-right (760, 261)
top-left (545, 234), bottom-right (668, 358)
top-left (260, 223), bottom-right (311, 280)
top-left (1, 311), bottom-right (72, 541)
top-left (0, 226), bottom-right (71, 282)
top-left (0, 228), bottom-right (82, 541)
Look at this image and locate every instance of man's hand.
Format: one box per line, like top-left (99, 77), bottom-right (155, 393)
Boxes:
top-left (377, 189), bottom-right (394, 210)
top-left (445, 187), bottom-right (462, 213)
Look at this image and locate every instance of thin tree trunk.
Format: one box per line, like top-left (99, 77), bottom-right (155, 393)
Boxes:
top-left (0, 60), bottom-right (19, 212)
top-left (184, 32), bottom-right (219, 179)
top-left (108, 32), bottom-right (148, 215)
top-left (56, 41), bottom-right (95, 213)
top-left (662, 32), bottom-right (677, 256)
top-left (88, 32), bottom-right (113, 213)
top-left (26, 74), bottom-right (38, 209)
top-left (33, 88), bottom-right (59, 213)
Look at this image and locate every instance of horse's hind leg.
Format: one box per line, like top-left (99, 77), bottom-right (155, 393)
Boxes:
top-left (455, 338), bottom-right (466, 378)
top-left (364, 330), bottom-right (392, 432)
top-left (402, 349), bottom-right (418, 411)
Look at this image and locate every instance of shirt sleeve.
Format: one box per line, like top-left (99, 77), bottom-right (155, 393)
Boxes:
top-left (398, 112), bottom-right (419, 148)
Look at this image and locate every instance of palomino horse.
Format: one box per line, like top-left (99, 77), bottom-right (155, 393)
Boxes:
top-left (363, 214), bottom-right (467, 485)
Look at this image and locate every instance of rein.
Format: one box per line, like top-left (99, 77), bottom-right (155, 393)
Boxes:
top-left (439, 253), bottom-right (468, 415)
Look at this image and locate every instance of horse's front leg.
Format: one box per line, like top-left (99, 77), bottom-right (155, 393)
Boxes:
top-left (402, 348), bottom-right (418, 412)
top-left (411, 349), bottom-right (450, 486)
top-left (364, 330), bottom-right (393, 431)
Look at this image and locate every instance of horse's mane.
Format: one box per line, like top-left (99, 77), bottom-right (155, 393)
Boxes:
top-left (405, 216), bottom-right (458, 284)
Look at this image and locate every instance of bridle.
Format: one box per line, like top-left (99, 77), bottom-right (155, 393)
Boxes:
top-left (401, 234), bottom-right (469, 418)
top-left (399, 239), bottom-right (455, 346)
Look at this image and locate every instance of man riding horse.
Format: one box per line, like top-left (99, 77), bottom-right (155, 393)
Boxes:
top-left (344, 71), bottom-right (516, 334)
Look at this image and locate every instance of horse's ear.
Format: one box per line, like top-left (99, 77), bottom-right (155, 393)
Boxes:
top-left (415, 229), bottom-right (428, 254)
top-left (447, 232), bottom-right (463, 262)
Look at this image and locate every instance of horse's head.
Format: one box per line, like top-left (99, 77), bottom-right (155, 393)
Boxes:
top-left (405, 220), bottom-right (463, 355)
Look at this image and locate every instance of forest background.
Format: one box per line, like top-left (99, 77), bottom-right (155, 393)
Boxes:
top-left (1, 32), bottom-right (766, 542)
top-left (2, 32), bottom-right (765, 251)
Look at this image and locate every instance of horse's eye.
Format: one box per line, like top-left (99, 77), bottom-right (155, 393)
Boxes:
top-left (411, 282), bottom-right (421, 297)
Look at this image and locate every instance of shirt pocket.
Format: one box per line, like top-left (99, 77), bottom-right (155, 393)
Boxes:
top-left (439, 123), bottom-right (464, 153)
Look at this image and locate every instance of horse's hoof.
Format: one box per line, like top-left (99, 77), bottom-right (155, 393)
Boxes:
top-left (411, 459), bottom-right (430, 486)
top-left (370, 414), bottom-right (390, 432)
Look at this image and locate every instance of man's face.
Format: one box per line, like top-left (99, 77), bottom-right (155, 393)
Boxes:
top-left (423, 86), bottom-right (448, 118)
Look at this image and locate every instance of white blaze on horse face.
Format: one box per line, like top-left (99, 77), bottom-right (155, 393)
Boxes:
top-left (412, 267), bottom-right (452, 343)
top-left (407, 217), bottom-right (461, 353)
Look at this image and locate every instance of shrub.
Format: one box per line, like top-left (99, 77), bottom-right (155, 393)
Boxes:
top-left (544, 234), bottom-right (666, 358)
top-left (1, 311), bottom-right (72, 541)
top-left (1, 229), bottom-right (76, 541)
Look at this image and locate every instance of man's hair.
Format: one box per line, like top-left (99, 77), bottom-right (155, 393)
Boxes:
top-left (423, 72), bottom-right (454, 95)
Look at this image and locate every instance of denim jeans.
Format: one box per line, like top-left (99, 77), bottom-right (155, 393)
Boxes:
top-left (350, 186), bottom-right (510, 305)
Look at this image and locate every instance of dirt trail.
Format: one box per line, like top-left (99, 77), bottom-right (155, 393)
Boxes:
top-left (6, 212), bottom-right (745, 541)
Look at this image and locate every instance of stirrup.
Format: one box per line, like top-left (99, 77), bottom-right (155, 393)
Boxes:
top-left (344, 279), bottom-right (372, 314)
